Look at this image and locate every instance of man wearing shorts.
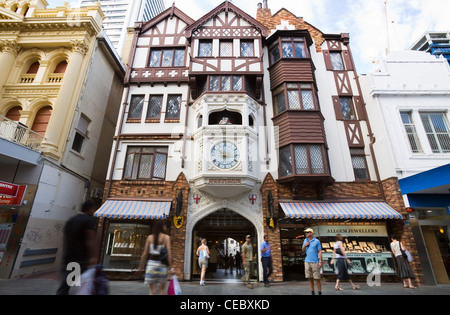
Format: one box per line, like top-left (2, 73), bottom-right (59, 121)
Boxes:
top-left (302, 228), bottom-right (323, 295)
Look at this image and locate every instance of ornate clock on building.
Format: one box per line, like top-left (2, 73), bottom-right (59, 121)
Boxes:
top-left (211, 141), bottom-right (240, 169)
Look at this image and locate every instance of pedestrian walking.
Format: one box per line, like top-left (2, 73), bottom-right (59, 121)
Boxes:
top-left (331, 234), bottom-right (360, 291)
top-left (235, 251), bottom-right (242, 275)
top-left (241, 235), bottom-right (254, 289)
top-left (196, 238), bottom-right (210, 286)
top-left (302, 228), bottom-right (323, 295)
top-left (137, 220), bottom-right (174, 295)
top-left (56, 200), bottom-right (97, 295)
top-left (260, 234), bottom-right (273, 287)
top-left (229, 253), bottom-right (234, 274)
top-left (390, 235), bottom-right (416, 289)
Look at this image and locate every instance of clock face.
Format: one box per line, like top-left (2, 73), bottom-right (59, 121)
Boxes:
top-left (211, 142), bottom-right (239, 169)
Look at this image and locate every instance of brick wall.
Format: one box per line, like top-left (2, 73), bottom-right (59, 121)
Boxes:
top-left (256, 8), bottom-right (325, 52)
top-left (260, 173), bottom-right (283, 282)
top-left (103, 172), bottom-right (190, 279)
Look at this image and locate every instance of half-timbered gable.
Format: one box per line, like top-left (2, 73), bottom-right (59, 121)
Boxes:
top-left (126, 5), bottom-right (195, 85)
top-left (185, 1), bottom-right (268, 100)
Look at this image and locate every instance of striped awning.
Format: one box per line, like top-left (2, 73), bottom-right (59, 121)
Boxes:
top-left (280, 202), bottom-right (403, 220)
top-left (94, 199), bottom-right (171, 219)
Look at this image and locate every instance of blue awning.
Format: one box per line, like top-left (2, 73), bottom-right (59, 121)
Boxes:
top-left (94, 199), bottom-right (171, 219)
top-left (280, 201), bottom-right (403, 220)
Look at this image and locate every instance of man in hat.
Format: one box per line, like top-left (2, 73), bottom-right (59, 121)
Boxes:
top-left (302, 228), bottom-right (323, 295)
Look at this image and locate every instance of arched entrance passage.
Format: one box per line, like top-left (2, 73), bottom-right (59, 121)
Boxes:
top-left (192, 209), bottom-right (258, 282)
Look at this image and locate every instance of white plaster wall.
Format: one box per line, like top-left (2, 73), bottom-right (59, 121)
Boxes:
top-left (361, 50), bottom-right (450, 179)
top-left (11, 162), bottom-right (86, 278)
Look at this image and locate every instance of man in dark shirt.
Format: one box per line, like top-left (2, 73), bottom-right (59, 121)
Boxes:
top-left (56, 200), bottom-right (97, 295)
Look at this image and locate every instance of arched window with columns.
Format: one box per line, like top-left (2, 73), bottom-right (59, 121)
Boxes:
top-left (5, 106), bottom-right (22, 122)
top-left (31, 106), bottom-right (52, 136)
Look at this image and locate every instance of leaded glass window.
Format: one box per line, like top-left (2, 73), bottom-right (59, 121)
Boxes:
top-left (279, 146), bottom-right (293, 177)
top-left (123, 147), bottom-right (168, 180)
top-left (232, 76), bottom-right (242, 91)
top-left (220, 40), bottom-right (233, 57)
top-left (309, 145), bottom-right (324, 174)
top-left (174, 49), bottom-right (185, 67)
top-left (350, 148), bottom-right (369, 180)
top-left (294, 42), bottom-right (306, 58)
top-left (199, 40), bottom-right (212, 57)
top-left (282, 42), bottom-right (293, 58)
top-left (275, 92), bottom-right (286, 115)
top-left (149, 50), bottom-right (162, 67)
top-left (301, 91), bottom-right (315, 110)
top-left (153, 152), bottom-right (167, 179)
top-left (146, 95), bottom-right (163, 119)
top-left (270, 45), bottom-right (281, 64)
top-left (340, 97), bottom-right (356, 120)
top-left (279, 144), bottom-right (326, 177)
top-left (161, 50), bottom-right (173, 67)
top-left (166, 95), bottom-right (181, 119)
top-left (330, 52), bottom-right (344, 70)
top-left (275, 83), bottom-right (317, 114)
top-left (209, 76), bottom-right (219, 91)
top-left (128, 95), bottom-right (144, 119)
top-left (149, 48), bottom-right (185, 67)
top-left (240, 40), bottom-right (254, 57)
top-left (288, 90), bottom-right (301, 110)
top-left (221, 76), bottom-right (231, 91)
top-left (294, 145), bottom-right (308, 174)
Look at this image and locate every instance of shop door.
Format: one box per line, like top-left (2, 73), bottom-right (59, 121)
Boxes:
top-left (192, 209), bottom-right (258, 282)
top-left (422, 226), bottom-right (450, 284)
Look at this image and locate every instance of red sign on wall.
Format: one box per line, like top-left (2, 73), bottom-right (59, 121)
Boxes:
top-left (0, 181), bottom-right (19, 197)
top-left (0, 181), bottom-right (26, 206)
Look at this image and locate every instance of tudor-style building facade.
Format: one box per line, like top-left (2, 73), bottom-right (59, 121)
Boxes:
top-left (98, 1), bottom-right (422, 284)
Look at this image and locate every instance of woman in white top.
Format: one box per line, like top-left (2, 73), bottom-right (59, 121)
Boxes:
top-left (196, 238), bottom-right (210, 286)
top-left (331, 234), bottom-right (360, 291)
top-left (138, 220), bottom-right (174, 295)
top-left (390, 235), bottom-right (416, 289)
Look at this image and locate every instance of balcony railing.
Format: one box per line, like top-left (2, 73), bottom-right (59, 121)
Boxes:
top-left (47, 73), bottom-right (64, 84)
top-left (19, 74), bottom-right (36, 84)
top-left (0, 115), bottom-right (45, 151)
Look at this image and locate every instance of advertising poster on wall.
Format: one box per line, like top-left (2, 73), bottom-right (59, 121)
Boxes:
top-left (0, 181), bottom-right (27, 206)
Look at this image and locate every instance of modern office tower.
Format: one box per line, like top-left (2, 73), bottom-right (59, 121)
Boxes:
top-left (81, 0), bottom-right (165, 55)
top-left (411, 31), bottom-right (450, 64)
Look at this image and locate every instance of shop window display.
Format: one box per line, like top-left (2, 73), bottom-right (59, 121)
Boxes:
top-left (281, 224), bottom-right (396, 281)
top-left (102, 223), bottom-right (151, 271)
top-left (318, 225), bottom-right (396, 275)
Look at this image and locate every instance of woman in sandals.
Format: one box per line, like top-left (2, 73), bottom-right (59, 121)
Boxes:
top-left (196, 238), bottom-right (210, 286)
top-left (390, 235), bottom-right (416, 289)
top-left (137, 220), bottom-right (174, 295)
top-left (331, 234), bottom-right (360, 291)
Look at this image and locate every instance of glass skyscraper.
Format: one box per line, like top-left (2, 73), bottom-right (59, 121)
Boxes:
top-left (81, 0), bottom-right (165, 55)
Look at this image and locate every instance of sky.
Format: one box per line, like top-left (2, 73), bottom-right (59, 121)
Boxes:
top-left (47, 0), bottom-right (450, 74)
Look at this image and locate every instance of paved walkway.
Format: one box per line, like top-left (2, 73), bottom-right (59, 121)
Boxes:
top-left (0, 272), bottom-right (449, 295)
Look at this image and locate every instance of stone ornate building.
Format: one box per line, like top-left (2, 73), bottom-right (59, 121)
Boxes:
top-left (0, 0), bottom-right (124, 278)
top-left (97, 1), bottom-right (421, 284)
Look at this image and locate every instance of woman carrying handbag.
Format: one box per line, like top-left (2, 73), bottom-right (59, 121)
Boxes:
top-left (137, 220), bottom-right (175, 295)
top-left (331, 234), bottom-right (360, 291)
top-left (390, 235), bottom-right (416, 289)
